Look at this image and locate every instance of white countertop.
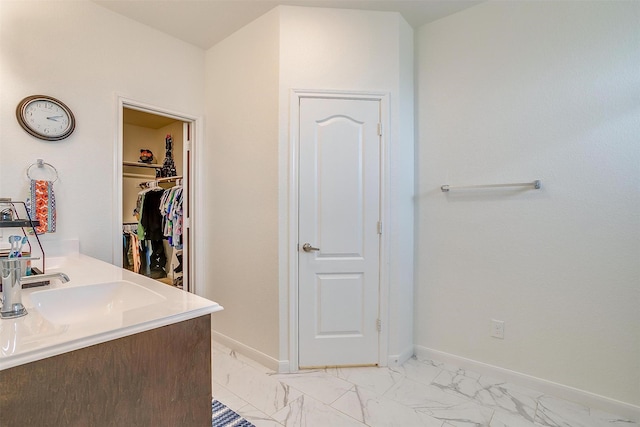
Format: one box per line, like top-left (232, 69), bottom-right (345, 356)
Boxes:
top-left (0, 254), bottom-right (223, 370)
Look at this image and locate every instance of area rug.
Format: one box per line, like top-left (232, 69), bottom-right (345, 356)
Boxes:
top-left (212, 399), bottom-right (256, 427)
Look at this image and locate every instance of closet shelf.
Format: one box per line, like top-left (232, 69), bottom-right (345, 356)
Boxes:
top-left (123, 161), bottom-right (162, 169)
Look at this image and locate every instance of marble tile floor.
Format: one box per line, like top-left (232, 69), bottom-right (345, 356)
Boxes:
top-left (211, 341), bottom-right (638, 427)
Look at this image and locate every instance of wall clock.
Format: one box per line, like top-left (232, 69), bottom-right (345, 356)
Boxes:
top-left (16, 95), bottom-right (75, 141)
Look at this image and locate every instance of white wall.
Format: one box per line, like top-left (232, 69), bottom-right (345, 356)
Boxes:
top-left (203, 6), bottom-right (414, 366)
top-left (392, 16), bottom-right (416, 364)
top-left (203, 9), bottom-right (281, 359)
top-left (0, 1), bottom-right (204, 261)
top-left (278, 6), bottom-right (415, 364)
top-left (416, 0), bottom-right (640, 407)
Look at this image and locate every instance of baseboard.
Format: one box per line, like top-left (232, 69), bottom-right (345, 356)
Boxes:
top-left (211, 330), bottom-right (283, 373)
top-left (387, 344), bottom-right (414, 367)
top-left (414, 345), bottom-right (640, 422)
top-left (278, 359), bottom-right (291, 373)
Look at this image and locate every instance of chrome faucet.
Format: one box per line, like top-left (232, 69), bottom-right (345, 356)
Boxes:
top-left (1, 257), bottom-right (69, 319)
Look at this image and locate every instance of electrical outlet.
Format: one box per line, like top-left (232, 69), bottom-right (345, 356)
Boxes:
top-left (491, 319), bottom-right (505, 339)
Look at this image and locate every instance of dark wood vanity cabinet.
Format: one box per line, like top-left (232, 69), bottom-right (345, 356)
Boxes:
top-left (0, 315), bottom-right (212, 426)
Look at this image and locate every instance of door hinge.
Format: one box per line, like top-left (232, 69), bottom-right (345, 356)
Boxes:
top-left (377, 123), bottom-right (382, 136)
top-left (377, 221), bottom-right (383, 235)
top-left (376, 318), bottom-right (382, 332)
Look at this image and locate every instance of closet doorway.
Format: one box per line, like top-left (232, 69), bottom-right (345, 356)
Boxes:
top-left (114, 99), bottom-right (198, 294)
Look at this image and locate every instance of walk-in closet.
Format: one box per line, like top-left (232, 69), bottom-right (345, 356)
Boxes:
top-left (122, 107), bottom-right (190, 290)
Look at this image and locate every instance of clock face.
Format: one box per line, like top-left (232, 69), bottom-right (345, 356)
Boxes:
top-left (16, 95), bottom-right (75, 141)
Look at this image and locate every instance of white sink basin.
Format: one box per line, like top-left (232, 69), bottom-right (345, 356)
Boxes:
top-left (30, 280), bottom-right (167, 325)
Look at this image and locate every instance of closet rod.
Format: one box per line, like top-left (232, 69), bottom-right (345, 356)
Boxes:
top-left (139, 175), bottom-right (183, 188)
top-left (441, 180), bottom-right (541, 192)
top-left (155, 175), bottom-right (182, 183)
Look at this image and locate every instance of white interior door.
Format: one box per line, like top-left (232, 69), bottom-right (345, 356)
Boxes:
top-left (298, 96), bottom-right (381, 368)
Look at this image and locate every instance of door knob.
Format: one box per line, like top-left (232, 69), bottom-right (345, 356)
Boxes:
top-left (302, 243), bottom-right (320, 252)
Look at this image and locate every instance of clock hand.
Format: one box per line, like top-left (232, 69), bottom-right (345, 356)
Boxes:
top-left (47, 115), bottom-right (63, 121)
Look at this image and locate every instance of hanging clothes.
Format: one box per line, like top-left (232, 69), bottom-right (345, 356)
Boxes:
top-left (131, 181), bottom-right (185, 282)
top-left (159, 185), bottom-right (183, 249)
top-left (134, 185), bottom-right (167, 279)
top-left (141, 189), bottom-right (165, 241)
top-left (131, 232), bottom-right (140, 273)
top-left (122, 228), bottom-right (141, 274)
top-left (135, 185), bottom-right (158, 240)
top-left (122, 223), bottom-right (140, 273)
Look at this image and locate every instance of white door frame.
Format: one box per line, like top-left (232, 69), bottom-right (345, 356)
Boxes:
top-left (287, 89), bottom-right (390, 371)
top-left (112, 96), bottom-right (203, 295)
